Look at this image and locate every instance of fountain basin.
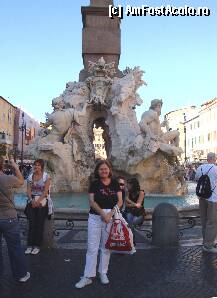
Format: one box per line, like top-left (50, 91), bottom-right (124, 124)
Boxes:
top-left (15, 192), bottom-right (198, 210)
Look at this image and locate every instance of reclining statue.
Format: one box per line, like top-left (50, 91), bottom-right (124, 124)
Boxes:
top-left (42, 97), bottom-right (86, 143)
top-left (139, 99), bottom-right (182, 156)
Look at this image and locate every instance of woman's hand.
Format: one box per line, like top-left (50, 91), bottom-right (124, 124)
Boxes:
top-left (101, 211), bottom-right (113, 224)
top-left (31, 200), bottom-right (37, 208)
top-left (9, 158), bottom-right (18, 168)
top-left (32, 197), bottom-right (44, 208)
top-left (135, 202), bottom-right (141, 208)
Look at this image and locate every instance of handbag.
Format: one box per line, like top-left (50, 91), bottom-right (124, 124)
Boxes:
top-left (105, 206), bottom-right (135, 253)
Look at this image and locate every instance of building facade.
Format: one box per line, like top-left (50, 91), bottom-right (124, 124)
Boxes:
top-left (93, 126), bottom-right (107, 160)
top-left (0, 96), bottom-right (17, 156)
top-left (165, 106), bottom-right (198, 162)
top-left (0, 96), bottom-right (40, 159)
top-left (185, 98), bottom-right (217, 162)
top-left (165, 98), bottom-right (217, 163)
top-left (14, 108), bottom-right (40, 159)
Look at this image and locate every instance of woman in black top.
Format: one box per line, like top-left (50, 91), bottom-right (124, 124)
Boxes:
top-left (125, 178), bottom-right (145, 244)
top-left (75, 160), bottom-right (122, 289)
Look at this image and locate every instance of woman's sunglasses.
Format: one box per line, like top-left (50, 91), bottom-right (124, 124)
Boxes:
top-left (119, 183), bottom-right (125, 186)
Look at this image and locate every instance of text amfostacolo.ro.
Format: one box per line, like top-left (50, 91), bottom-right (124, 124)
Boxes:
top-left (109, 5), bottom-right (211, 19)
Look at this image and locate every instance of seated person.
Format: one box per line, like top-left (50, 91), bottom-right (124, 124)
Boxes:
top-left (124, 178), bottom-right (145, 244)
top-left (116, 176), bottom-right (126, 210)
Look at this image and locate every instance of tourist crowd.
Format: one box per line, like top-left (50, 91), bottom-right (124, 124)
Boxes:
top-left (0, 152), bottom-right (217, 288)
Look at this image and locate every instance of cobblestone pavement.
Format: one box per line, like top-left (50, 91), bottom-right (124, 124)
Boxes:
top-left (1, 216), bottom-right (214, 298)
top-left (2, 240), bottom-right (217, 298)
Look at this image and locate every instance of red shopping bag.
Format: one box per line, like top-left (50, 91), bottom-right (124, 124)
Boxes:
top-left (105, 218), bottom-right (132, 251)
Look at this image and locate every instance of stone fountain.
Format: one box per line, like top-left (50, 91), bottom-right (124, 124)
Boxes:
top-left (28, 0), bottom-right (187, 195)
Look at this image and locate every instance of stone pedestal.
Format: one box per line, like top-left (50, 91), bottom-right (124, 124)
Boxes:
top-left (90, 0), bottom-right (113, 6)
top-left (152, 203), bottom-right (179, 247)
top-left (80, 1), bottom-right (121, 81)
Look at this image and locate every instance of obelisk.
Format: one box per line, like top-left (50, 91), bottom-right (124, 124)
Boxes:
top-left (79, 0), bottom-right (121, 81)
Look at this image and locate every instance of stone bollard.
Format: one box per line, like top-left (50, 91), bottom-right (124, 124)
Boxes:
top-left (152, 203), bottom-right (179, 247)
top-left (42, 216), bottom-right (54, 248)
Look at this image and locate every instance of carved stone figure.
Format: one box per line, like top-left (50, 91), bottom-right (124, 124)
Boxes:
top-left (86, 57), bottom-right (115, 106)
top-left (110, 66), bottom-right (145, 115)
top-left (139, 99), bottom-right (182, 155)
top-left (28, 57), bottom-right (186, 194)
top-left (42, 97), bottom-right (86, 143)
top-left (63, 81), bottom-right (89, 110)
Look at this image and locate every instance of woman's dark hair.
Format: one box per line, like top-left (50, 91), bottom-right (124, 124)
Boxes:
top-left (34, 159), bottom-right (45, 171)
top-left (0, 156), bottom-right (4, 171)
top-left (94, 160), bottom-right (113, 179)
top-left (127, 177), bottom-right (140, 196)
top-left (116, 176), bottom-right (125, 181)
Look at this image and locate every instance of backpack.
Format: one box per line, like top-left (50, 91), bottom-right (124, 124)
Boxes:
top-left (196, 166), bottom-right (215, 199)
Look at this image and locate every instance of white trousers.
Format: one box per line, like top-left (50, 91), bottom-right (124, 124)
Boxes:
top-left (84, 210), bottom-right (112, 278)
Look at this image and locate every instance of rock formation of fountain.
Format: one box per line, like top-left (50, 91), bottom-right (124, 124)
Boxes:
top-left (28, 57), bottom-right (186, 195)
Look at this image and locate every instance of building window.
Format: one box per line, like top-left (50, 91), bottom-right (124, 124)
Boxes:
top-left (197, 121), bottom-right (200, 128)
top-left (192, 138), bottom-right (194, 148)
top-left (199, 136), bottom-right (201, 143)
top-left (190, 124), bottom-right (192, 130)
top-left (208, 133), bottom-right (211, 141)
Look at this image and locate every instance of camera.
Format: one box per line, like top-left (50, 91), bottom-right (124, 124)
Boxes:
top-left (3, 160), bottom-right (14, 175)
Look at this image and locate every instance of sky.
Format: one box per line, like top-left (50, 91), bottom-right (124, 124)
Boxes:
top-left (0, 0), bottom-right (216, 122)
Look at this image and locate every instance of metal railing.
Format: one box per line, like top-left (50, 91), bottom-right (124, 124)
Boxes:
top-left (178, 216), bottom-right (199, 238)
top-left (18, 213), bottom-right (200, 240)
top-left (17, 214), bottom-right (87, 237)
top-left (135, 216), bottom-right (200, 239)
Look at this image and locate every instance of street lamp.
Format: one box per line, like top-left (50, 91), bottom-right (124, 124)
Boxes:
top-left (19, 112), bottom-right (26, 171)
top-left (183, 113), bottom-right (187, 162)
